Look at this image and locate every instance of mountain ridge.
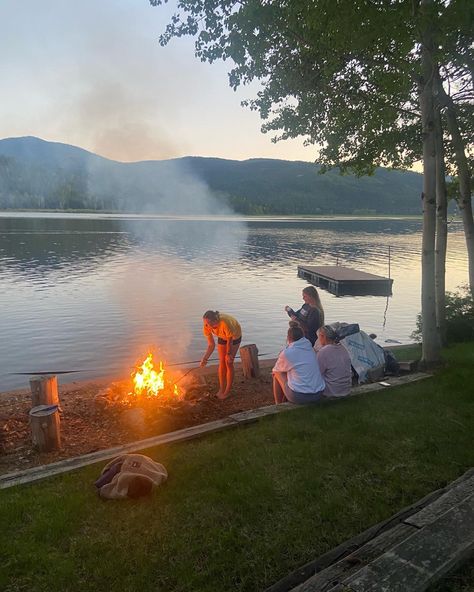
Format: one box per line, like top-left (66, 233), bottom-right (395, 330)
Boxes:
top-left (0, 136), bottom-right (422, 215)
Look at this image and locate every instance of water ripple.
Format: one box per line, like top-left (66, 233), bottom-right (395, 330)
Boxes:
top-left (0, 215), bottom-right (468, 390)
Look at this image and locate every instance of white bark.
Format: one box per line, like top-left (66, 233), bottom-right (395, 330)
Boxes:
top-left (439, 86), bottom-right (474, 295)
top-left (419, 0), bottom-right (441, 365)
top-left (434, 106), bottom-right (447, 345)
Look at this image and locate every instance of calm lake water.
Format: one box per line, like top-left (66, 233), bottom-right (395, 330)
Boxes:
top-left (0, 212), bottom-right (469, 391)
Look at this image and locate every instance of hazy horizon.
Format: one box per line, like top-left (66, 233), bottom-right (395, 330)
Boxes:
top-left (0, 0), bottom-right (317, 164)
top-left (0, 134), bottom-right (318, 165)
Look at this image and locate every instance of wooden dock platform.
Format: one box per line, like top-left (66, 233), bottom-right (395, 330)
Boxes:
top-left (298, 265), bottom-right (393, 296)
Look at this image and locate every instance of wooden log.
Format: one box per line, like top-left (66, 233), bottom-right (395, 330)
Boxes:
top-left (240, 344), bottom-right (260, 379)
top-left (30, 375), bottom-right (60, 407)
top-left (29, 405), bottom-right (61, 452)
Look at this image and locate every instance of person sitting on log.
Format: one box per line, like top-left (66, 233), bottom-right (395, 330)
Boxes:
top-left (272, 325), bottom-right (325, 405)
top-left (285, 286), bottom-right (324, 346)
top-left (316, 325), bottom-right (352, 398)
top-left (200, 310), bottom-right (242, 400)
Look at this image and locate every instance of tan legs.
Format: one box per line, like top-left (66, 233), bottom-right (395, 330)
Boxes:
top-left (216, 342), bottom-right (239, 399)
top-left (272, 372), bottom-right (288, 404)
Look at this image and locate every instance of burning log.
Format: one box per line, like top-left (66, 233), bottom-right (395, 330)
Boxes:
top-left (240, 344), bottom-right (260, 379)
top-left (29, 404), bottom-right (61, 452)
top-left (30, 375), bottom-right (60, 408)
top-left (129, 353), bottom-right (183, 401)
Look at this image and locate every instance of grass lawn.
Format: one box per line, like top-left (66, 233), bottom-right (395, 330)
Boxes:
top-left (1, 343), bottom-right (473, 592)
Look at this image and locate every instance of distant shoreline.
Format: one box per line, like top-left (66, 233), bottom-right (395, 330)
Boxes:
top-left (0, 209), bottom-right (426, 221)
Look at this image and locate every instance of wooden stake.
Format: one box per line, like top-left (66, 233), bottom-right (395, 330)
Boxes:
top-left (30, 375), bottom-right (60, 407)
top-left (29, 405), bottom-right (61, 452)
top-left (240, 344), bottom-right (260, 379)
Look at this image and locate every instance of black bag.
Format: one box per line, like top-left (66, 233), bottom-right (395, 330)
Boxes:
top-left (384, 349), bottom-right (400, 375)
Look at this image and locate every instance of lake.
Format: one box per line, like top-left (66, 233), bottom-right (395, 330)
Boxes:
top-left (0, 212), bottom-right (469, 391)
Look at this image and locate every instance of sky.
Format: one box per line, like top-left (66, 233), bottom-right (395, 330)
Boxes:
top-left (0, 0), bottom-right (315, 163)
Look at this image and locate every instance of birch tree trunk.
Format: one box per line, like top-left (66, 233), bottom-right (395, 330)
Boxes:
top-left (419, 0), bottom-right (441, 365)
top-left (434, 105), bottom-right (448, 346)
top-left (438, 85), bottom-right (474, 295)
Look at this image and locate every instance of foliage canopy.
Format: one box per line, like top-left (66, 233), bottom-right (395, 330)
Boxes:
top-left (152, 0), bottom-right (473, 175)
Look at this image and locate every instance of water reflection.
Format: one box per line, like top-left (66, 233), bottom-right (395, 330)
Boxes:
top-left (0, 214), bottom-right (468, 390)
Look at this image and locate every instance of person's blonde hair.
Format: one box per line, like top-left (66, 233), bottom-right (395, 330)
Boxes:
top-left (303, 286), bottom-right (325, 324)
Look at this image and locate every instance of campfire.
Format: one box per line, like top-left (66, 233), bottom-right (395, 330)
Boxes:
top-left (94, 351), bottom-right (208, 420)
top-left (129, 353), bottom-right (183, 401)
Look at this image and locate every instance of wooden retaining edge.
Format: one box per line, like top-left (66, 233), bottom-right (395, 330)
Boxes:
top-left (339, 490), bottom-right (474, 591)
top-left (0, 403), bottom-right (298, 490)
top-left (266, 467), bottom-right (474, 592)
top-left (0, 374), bottom-right (431, 491)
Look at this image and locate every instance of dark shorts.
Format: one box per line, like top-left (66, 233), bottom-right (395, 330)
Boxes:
top-left (217, 336), bottom-right (242, 346)
top-left (286, 389), bottom-right (322, 405)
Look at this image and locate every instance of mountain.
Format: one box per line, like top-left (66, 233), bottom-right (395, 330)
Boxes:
top-left (0, 136), bottom-right (422, 215)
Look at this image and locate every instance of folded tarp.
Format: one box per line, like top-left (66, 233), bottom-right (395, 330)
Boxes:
top-left (326, 322), bottom-right (386, 384)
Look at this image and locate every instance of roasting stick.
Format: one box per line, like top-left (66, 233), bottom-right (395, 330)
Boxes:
top-left (6, 352), bottom-right (276, 377)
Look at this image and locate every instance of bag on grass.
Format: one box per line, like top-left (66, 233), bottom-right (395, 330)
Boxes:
top-left (95, 453), bottom-right (168, 500)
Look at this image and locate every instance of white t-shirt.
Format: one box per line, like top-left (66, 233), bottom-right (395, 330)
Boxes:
top-left (273, 337), bottom-right (325, 394)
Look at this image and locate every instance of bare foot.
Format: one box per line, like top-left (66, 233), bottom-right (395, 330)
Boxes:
top-left (217, 391), bottom-right (232, 400)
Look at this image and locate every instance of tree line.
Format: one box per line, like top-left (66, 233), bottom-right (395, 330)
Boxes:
top-left (0, 151), bottom-right (423, 215)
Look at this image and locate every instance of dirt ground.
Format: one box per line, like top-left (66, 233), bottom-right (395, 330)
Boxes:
top-left (0, 363), bottom-right (275, 475)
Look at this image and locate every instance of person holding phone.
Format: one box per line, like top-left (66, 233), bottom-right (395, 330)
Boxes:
top-left (285, 286), bottom-right (324, 346)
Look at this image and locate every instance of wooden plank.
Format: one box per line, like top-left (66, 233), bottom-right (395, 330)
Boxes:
top-left (292, 523), bottom-right (416, 592)
top-left (404, 476), bottom-right (474, 528)
top-left (343, 495), bottom-right (474, 592)
top-left (266, 468), bottom-right (474, 592)
top-left (229, 403), bottom-right (300, 424)
top-left (348, 373), bottom-right (432, 397)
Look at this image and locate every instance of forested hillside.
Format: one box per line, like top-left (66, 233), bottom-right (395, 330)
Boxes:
top-left (0, 136), bottom-right (422, 214)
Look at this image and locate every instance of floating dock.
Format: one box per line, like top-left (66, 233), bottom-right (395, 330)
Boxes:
top-left (298, 265), bottom-right (393, 296)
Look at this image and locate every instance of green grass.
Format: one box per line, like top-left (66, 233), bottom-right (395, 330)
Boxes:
top-left (386, 343), bottom-right (421, 360)
top-left (1, 343), bottom-right (473, 592)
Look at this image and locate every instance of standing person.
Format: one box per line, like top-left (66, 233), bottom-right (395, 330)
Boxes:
top-left (272, 326), bottom-right (325, 405)
top-left (285, 286), bottom-right (325, 345)
top-left (316, 325), bottom-right (352, 397)
top-left (200, 310), bottom-right (242, 400)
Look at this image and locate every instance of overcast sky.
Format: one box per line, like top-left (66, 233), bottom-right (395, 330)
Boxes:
top-left (0, 0), bottom-right (316, 163)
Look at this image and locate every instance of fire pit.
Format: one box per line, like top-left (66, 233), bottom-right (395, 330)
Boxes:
top-left (0, 359), bottom-right (274, 475)
top-left (95, 352), bottom-right (206, 412)
top-left (92, 352), bottom-right (210, 434)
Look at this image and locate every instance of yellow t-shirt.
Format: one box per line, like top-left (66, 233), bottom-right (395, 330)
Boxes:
top-left (203, 313), bottom-right (242, 341)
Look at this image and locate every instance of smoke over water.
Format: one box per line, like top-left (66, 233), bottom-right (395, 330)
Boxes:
top-left (101, 158), bottom-right (248, 370)
top-left (71, 78), bottom-right (183, 163)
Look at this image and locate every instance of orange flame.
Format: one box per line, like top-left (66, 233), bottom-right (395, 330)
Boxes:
top-left (130, 353), bottom-right (182, 399)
